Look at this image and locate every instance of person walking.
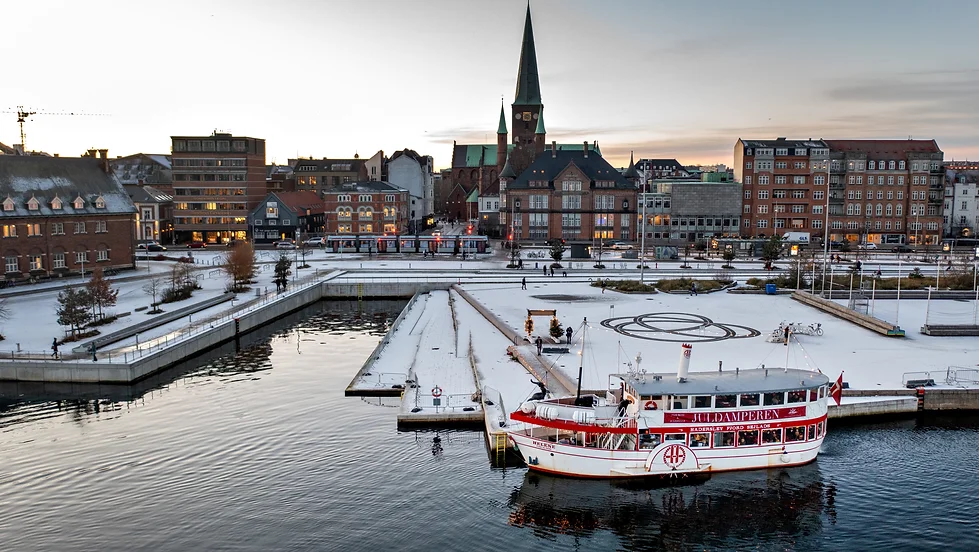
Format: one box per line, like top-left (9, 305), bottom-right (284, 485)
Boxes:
top-left (542, 266), bottom-right (547, 276)
top-left (689, 282), bottom-right (698, 296)
top-left (521, 277), bottom-right (527, 290)
top-left (565, 326), bottom-right (573, 344)
top-left (89, 342), bottom-right (98, 362)
top-left (51, 338), bottom-right (59, 359)
top-left (549, 266), bottom-right (554, 277)
top-left (600, 279), bottom-right (606, 294)
top-left (535, 336), bottom-right (543, 355)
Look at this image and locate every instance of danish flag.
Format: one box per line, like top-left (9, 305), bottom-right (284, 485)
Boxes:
top-left (829, 372), bottom-right (844, 406)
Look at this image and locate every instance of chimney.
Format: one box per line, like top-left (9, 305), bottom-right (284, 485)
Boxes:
top-left (98, 149), bottom-right (110, 172)
top-left (87, 149), bottom-right (97, 158)
top-left (677, 343), bottom-right (692, 383)
top-left (583, 141), bottom-right (588, 158)
top-left (551, 141), bottom-right (557, 158)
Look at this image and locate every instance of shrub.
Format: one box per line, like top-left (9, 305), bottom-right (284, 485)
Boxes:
top-left (590, 279), bottom-right (656, 293)
top-left (656, 278), bottom-right (724, 292)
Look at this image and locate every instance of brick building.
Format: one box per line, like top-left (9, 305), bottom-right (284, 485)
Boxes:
top-left (734, 138), bottom-right (944, 246)
top-left (322, 181), bottom-right (409, 236)
top-left (247, 191), bottom-right (325, 244)
top-left (0, 151), bottom-right (136, 281)
top-left (502, 144), bottom-right (637, 243)
top-left (170, 132), bottom-right (266, 244)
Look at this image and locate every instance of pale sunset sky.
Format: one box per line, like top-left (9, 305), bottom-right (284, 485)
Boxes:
top-left (3, 0), bottom-right (977, 169)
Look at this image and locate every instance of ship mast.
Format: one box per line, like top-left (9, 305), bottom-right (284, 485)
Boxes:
top-left (575, 318), bottom-right (586, 400)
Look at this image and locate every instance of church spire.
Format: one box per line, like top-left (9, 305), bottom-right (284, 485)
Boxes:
top-left (497, 100), bottom-right (508, 134)
top-left (535, 110), bottom-right (545, 134)
top-left (513, 3), bottom-right (542, 106)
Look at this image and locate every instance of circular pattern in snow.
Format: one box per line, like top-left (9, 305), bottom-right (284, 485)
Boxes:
top-left (601, 312), bottom-right (761, 343)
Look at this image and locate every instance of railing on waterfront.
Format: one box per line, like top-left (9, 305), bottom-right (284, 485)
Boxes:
top-left (4, 268), bottom-right (334, 365)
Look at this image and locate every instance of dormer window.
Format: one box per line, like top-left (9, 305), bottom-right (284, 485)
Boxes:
top-left (51, 197), bottom-right (63, 210)
top-left (73, 197), bottom-right (85, 209)
top-left (27, 197), bottom-right (40, 211)
top-left (94, 196), bottom-right (106, 209)
top-left (2, 198), bottom-right (14, 212)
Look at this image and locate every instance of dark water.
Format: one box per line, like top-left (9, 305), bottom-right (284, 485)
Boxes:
top-left (0, 300), bottom-right (975, 552)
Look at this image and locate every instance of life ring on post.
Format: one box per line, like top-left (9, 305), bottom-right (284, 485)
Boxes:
top-left (644, 400), bottom-right (657, 410)
top-left (431, 386), bottom-right (443, 398)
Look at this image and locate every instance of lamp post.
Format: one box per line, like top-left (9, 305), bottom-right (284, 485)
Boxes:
top-left (821, 158), bottom-right (831, 296)
top-left (640, 189), bottom-right (647, 283)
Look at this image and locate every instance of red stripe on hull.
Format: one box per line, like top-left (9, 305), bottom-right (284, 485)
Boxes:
top-left (524, 456), bottom-right (819, 479)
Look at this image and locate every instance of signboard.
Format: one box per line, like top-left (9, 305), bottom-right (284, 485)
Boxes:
top-left (664, 406), bottom-right (806, 424)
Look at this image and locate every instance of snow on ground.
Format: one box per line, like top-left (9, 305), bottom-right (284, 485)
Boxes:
top-left (398, 290), bottom-right (480, 415)
top-left (462, 282), bottom-right (979, 392)
top-left (350, 294), bottom-right (429, 392)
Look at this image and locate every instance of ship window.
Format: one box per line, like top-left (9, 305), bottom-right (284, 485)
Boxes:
top-left (816, 423), bottom-right (823, 439)
top-left (787, 390), bottom-right (807, 403)
top-left (762, 428), bottom-right (782, 444)
top-left (690, 432), bottom-right (710, 447)
top-left (763, 392), bottom-right (785, 406)
top-left (692, 395), bottom-right (711, 408)
top-left (737, 430), bottom-right (759, 446)
top-left (639, 433), bottom-right (661, 449)
top-left (818, 386), bottom-right (826, 399)
top-left (807, 424), bottom-right (817, 440)
top-left (715, 394), bottom-right (737, 408)
top-left (739, 393), bottom-right (760, 407)
top-left (785, 426), bottom-right (806, 442)
top-left (664, 433), bottom-right (686, 444)
top-left (713, 431), bottom-right (735, 448)
top-left (809, 389), bottom-right (818, 401)
top-left (670, 395), bottom-right (688, 409)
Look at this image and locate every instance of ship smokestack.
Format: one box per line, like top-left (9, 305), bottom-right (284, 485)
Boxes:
top-left (677, 343), bottom-right (692, 382)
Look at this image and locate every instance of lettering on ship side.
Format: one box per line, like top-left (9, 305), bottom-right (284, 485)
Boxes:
top-left (532, 440), bottom-right (555, 450)
top-left (664, 406), bottom-right (806, 424)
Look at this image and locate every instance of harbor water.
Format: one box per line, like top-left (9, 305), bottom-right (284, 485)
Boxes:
top-left (0, 300), bottom-right (975, 551)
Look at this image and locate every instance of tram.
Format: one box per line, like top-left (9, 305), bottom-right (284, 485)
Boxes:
top-left (323, 234), bottom-right (489, 255)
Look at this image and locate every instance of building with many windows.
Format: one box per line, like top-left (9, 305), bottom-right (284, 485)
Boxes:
top-left (639, 181), bottom-right (742, 245)
top-left (0, 151), bottom-right (137, 280)
top-left (387, 149), bottom-right (434, 233)
top-left (111, 153), bottom-right (173, 194)
top-left (170, 133), bottom-right (266, 244)
top-left (125, 184), bottom-right (174, 244)
top-left (735, 138), bottom-right (944, 246)
top-left (501, 144), bottom-right (637, 243)
top-left (293, 157), bottom-right (369, 197)
top-left (944, 161), bottom-right (979, 238)
top-left (321, 181), bottom-right (409, 236)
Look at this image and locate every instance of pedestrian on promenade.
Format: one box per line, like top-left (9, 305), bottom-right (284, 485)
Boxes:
top-left (51, 338), bottom-right (59, 359)
top-left (783, 325), bottom-right (790, 346)
top-left (542, 266), bottom-right (547, 276)
top-left (535, 336), bottom-right (543, 355)
top-left (562, 270), bottom-right (566, 277)
top-left (521, 277), bottom-right (527, 290)
top-left (601, 279), bottom-right (606, 293)
top-left (689, 282), bottom-right (698, 296)
top-left (549, 267), bottom-right (554, 276)
top-left (89, 342), bottom-right (98, 362)
top-left (535, 262), bottom-right (538, 270)
top-left (565, 326), bottom-right (573, 344)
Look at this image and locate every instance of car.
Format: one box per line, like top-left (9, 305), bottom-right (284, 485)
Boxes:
top-left (892, 244), bottom-right (913, 253)
top-left (187, 241), bottom-right (207, 249)
top-left (857, 243), bottom-right (878, 250)
top-left (147, 243), bottom-right (167, 252)
top-left (136, 241), bottom-right (159, 250)
top-left (275, 240), bottom-right (297, 250)
top-left (608, 243), bottom-right (634, 251)
top-left (226, 239), bottom-right (245, 248)
top-left (303, 237), bottom-right (324, 247)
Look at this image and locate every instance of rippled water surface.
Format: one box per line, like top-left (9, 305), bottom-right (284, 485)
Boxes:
top-left (0, 299), bottom-right (976, 552)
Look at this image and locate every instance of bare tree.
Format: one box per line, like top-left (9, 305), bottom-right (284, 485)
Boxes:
top-left (86, 268), bottom-right (119, 320)
top-left (142, 278), bottom-right (163, 313)
top-left (0, 298), bottom-right (9, 322)
top-left (223, 241), bottom-right (256, 292)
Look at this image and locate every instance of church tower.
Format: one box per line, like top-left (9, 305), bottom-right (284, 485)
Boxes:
top-left (511, 4), bottom-right (543, 159)
top-left (496, 101), bottom-right (508, 173)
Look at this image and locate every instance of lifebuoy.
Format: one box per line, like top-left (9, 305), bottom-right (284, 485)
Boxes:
top-left (644, 401), bottom-right (657, 410)
top-left (432, 386), bottom-right (443, 398)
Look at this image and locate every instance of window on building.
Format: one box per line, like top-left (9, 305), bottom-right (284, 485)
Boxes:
top-left (758, 190), bottom-right (769, 199)
top-left (74, 222), bottom-right (86, 234)
top-left (814, 176), bottom-right (825, 185)
top-left (745, 162), bottom-right (753, 169)
top-left (757, 219), bottom-right (769, 228)
top-left (744, 176), bottom-right (752, 185)
top-left (775, 148), bottom-right (788, 155)
top-left (794, 162), bottom-right (806, 169)
top-left (813, 191), bottom-right (824, 200)
top-left (812, 219), bottom-right (823, 229)
top-left (812, 205), bottom-right (823, 214)
top-left (52, 252), bottom-right (65, 269)
top-left (26, 223), bottom-right (41, 236)
top-left (793, 176), bottom-right (806, 184)
top-left (757, 205), bottom-right (769, 214)
top-left (775, 176), bottom-right (787, 185)
top-left (758, 176), bottom-right (769, 185)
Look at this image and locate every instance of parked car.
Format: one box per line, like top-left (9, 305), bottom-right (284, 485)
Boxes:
top-left (608, 243), bottom-right (634, 251)
top-left (275, 240), bottom-right (297, 250)
top-left (303, 237), bottom-right (324, 247)
top-left (147, 243), bottom-right (167, 252)
top-left (857, 243), bottom-right (878, 250)
top-left (187, 241), bottom-right (208, 249)
top-left (892, 244), bottom-right (913, 253)
top-left (226, 239), bottom-right (244, 248)
top-left (136, 241), bottom-right (159, 250)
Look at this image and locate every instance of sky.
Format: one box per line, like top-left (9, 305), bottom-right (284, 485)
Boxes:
top-left (2, 0), bottom-right (977, 170)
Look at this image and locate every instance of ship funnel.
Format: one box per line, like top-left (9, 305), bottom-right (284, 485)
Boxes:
top-left (677, 343), bottom-right (692, 382)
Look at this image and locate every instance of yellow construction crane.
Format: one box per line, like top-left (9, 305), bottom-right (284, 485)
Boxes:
top-left (1, 105), bottom-right (107, 151)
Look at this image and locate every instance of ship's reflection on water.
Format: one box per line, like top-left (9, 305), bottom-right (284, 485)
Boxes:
top-left (508, 465), bottom-right (835, 549)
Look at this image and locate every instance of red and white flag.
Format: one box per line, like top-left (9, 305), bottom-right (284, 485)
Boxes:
top-left (829, 372), bottom-right (844, 406)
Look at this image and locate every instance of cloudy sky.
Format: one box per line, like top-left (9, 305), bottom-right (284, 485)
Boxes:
top-left (3, 0), bottom-right (977, 169)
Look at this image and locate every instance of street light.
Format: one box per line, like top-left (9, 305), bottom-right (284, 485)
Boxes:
top-left (821, 158), bottom-right (831, 295)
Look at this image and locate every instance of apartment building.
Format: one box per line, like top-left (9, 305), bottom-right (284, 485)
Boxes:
top-left (170, 133), bottom-right (266, 244)
top-left (944, 162), bottom-right (979, 238)
top-left (321, 181), bottom-right (410, 236)
top-left (293, 157), bottom-right (369, 197)
top-left (735, 138), bottom-right (944, 246)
